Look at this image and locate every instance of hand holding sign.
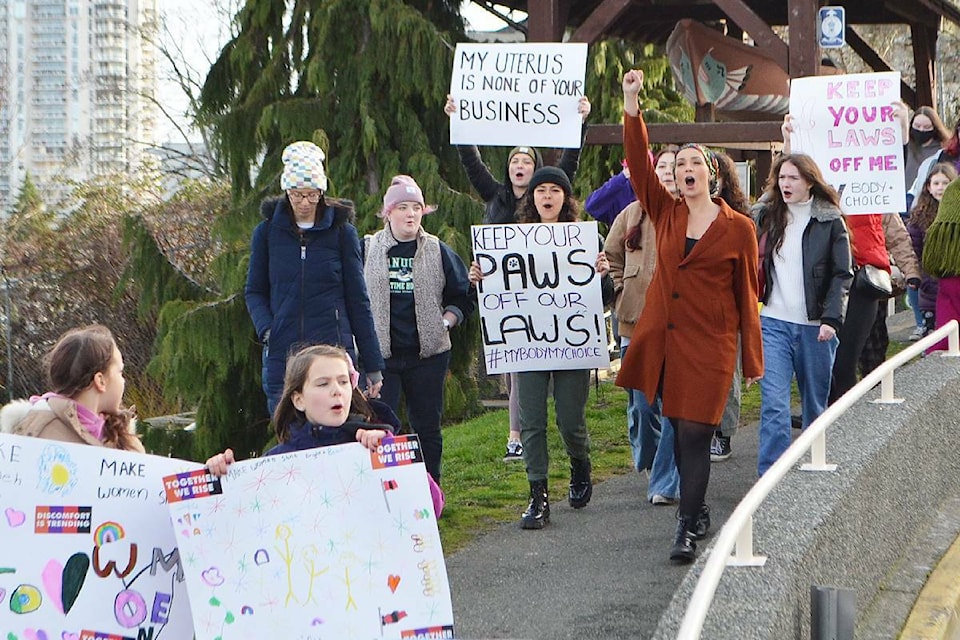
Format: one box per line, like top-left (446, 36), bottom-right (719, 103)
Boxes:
top-left (449, 43), bottom-right (588, 148)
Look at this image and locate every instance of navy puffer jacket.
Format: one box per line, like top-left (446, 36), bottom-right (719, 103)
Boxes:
top-left (245, 197), bottom-right (385, 403)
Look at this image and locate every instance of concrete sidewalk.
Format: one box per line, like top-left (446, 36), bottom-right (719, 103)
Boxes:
top-left (445, 308), bottom-right (924, 639)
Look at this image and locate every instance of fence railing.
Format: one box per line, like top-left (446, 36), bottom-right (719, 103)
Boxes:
top-left (676, 319), bottom-right (960, 639)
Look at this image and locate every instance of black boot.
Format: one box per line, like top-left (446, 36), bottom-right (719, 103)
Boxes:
top-left (568, 457), bottom-right (593, 509)
top-left (520, 479), bottom-right (550, 529)
top-left (670, 516), bottom-right (697, 564)
top-left (691, 503), bottom-right (711, 540)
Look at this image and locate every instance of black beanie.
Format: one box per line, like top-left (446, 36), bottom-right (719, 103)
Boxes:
top-left (528, 166), bottom-right (572, 196)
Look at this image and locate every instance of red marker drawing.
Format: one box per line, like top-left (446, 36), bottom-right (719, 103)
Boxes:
top-left (381, 479), bottom-right (398, 512)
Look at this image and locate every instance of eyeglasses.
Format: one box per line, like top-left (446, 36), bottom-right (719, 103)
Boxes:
top-left (288, 191), bottom-right (322, 203)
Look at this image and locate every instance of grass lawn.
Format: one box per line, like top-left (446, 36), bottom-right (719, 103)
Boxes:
top-left (438, 379), bottom-right (631, 553)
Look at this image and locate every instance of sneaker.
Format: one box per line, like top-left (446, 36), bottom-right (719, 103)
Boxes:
top-left (503, 439), bottom-right (524, 462)
top-left (909, 326), bottom-right (925, 341)
top-left (710, 435), bottom-right (732, 462)
top-left (650, 494), bottom-right (678, 506)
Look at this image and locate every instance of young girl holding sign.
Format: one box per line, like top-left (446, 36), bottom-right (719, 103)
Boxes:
top-left (469, 166), bottom-right (613, 530)
top-left (0, 325), bottom-right (144, 452)
top-left (618, 70), bottom-right (763, 563)
top-left (205, 345), bottom-right (445, 515)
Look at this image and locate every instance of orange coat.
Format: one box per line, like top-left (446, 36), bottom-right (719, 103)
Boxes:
top-left (616, 113), bottom-right (763, 425)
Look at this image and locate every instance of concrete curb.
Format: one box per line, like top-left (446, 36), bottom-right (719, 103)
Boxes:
top-left (900, 533), bottom-right (960, 639)
top-left (651, 349), bottom-right (960, 639)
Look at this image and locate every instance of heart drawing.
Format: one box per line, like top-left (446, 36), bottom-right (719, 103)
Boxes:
top-left (4, 508), bottom-right (26, 528)
top-left (387, 574), bottom-right (401, 593)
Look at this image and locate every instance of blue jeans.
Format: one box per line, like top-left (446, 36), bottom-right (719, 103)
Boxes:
top-left (621, 344), bottom-right (679, 500)
top-left (380, 350), bottom-right (451, 483)
top-left (907, 287), bottom-right (924, 328)
top-left (758, 316), bottom-right (838, 476)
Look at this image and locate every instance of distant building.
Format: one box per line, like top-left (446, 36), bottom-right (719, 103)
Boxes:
top-left (145, 140), bottom-right (216, 198)
top-left (0, 0), bottom-right (158, 212)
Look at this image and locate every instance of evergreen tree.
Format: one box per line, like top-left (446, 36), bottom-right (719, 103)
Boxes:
top-left (133, 0), bottom-right (487, 461)
top-left (8, 173), bottom-right (54, 241)
top-left (129, 1), bottom-right (694, 460)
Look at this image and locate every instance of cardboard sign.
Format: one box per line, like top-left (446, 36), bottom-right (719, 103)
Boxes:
top-left (789, 72), bottom-right (906, 214)
top-left (449, 43), bottom-right (588, 148)
top-left (165, 435), bottom-right (454, 640)
top-left (0, 433), bottom-right (197, 639)
top-left (472, 221), bottom-right (610, 374)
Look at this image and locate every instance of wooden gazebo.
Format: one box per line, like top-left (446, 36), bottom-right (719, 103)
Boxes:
top-left (470, 0), bottom-right (960, 176)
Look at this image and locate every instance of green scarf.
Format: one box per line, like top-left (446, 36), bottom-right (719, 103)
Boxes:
top-left (923, 179), bottom-right (960, 277)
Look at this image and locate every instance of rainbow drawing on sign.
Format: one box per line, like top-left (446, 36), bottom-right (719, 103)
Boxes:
top-left (93, 521), bottom-right (125, 546)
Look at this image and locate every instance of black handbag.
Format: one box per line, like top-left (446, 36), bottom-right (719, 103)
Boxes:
top-left (853, 264), bottom-right (893, 299)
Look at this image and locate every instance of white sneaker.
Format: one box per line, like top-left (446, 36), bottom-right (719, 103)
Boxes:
top-left (650, 494), bottom-right (678, 506)
top-left (908, 326), bottom-right (925, 341)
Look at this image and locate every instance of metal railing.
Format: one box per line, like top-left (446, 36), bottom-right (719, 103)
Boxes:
top-left (676, 319), bottom-right (960, 639)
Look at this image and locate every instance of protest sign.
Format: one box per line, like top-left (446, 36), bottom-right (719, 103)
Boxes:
top-left (449, 42), bottom-right (588, 148)
top-left (472, 221), bottom-right (610, 374)
top-left (165, 435), bottom-right (454, 640)
top-left (789, 71), bottom-right (906, 214)
top-left (0, 433), bottom-right (198, 639)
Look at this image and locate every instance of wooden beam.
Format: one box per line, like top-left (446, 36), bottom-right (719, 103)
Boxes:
top-left (884, 1), bottom-right (940, 28)
top-left (909, 0), bottom-right (960, 28)
top-left (845, 26), bottom-right (918, 107)
top-left (787, 0), bottom-right (819, 78)
top-left (711, 0), bottom-right (789, 72)
top-left (911, 23), bottom-right (938, 107)
top-left (585, 122), bottom-right (785, 147)
top-left (570, 0), bottom-right (633, 43)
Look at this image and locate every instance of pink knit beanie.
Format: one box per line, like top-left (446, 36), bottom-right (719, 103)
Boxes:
top-left (380, 175), bottom-right (438, 217)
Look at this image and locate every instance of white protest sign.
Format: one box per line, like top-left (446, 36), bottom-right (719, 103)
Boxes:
top-left (472, 221), bottom-right (610, 374)
top-left (0, 433), bottom-right (198, 639)
top-left (789, 72), bottom-right (906, 214)
top-left (449, 43), bottom-right (588, 148)
top-left (165, 434), bottom-right (454, 640)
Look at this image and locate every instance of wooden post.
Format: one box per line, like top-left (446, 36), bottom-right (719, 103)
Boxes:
top-left (526, 0), bottom-right (568, 43)
top-left (787, 0), bottom-right (819, 78)
top-left (911, 23), bottom-right (938, 107)
top-left (526, 0), bottom-right (570, 165)
top-left (696, 103), bottom-right (717, 123)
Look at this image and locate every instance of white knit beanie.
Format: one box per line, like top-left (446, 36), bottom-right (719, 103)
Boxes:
top-left (280, 141), bottom-right (327, 191)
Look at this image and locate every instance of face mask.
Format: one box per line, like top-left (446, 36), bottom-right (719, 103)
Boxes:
top-left (911, 128), bottom-right (937, 145)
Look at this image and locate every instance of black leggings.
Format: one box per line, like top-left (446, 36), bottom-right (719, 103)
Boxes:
top-left (671, 419), bottom-right (715, 521)
top-left (830, 286), bottom-right (881, 404)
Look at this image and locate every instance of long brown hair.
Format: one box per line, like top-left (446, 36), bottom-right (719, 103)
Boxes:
top-left (45, 325), bottom-right (140, 451)
top-left (909, 163), bottom-right (958, 231)
top-left (273, 344), bottom-right (375, 442)
top-left (759, 154), bottom-right (841, 255)
top-left (715, 152), bottom-right (749, 214)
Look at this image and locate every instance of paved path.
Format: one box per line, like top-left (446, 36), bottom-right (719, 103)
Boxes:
top-left (445, 307), bottom-right (920, 639)
top-left (446, 424), bottom-right (761, 639)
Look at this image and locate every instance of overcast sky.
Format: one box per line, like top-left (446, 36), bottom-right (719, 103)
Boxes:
top-left (155, 1), bottom-right (509, 142)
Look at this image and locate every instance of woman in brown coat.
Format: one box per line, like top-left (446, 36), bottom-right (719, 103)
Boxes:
top-left (617, 70), bottom-right (763, 563)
